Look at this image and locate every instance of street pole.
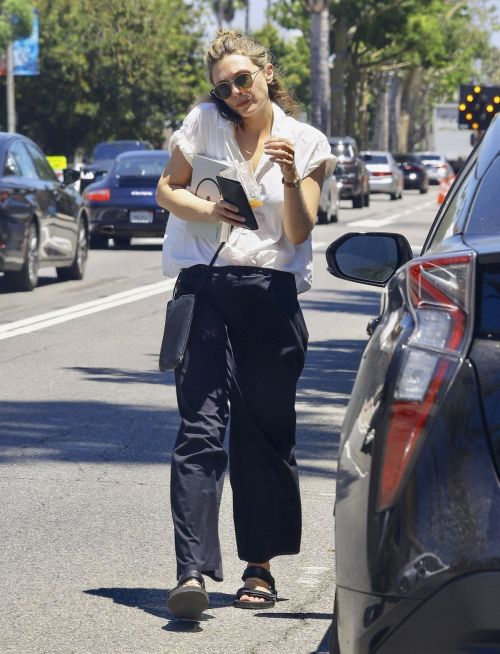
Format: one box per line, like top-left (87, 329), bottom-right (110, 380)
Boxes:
top-left (6, 42), bottom-right (16, 133)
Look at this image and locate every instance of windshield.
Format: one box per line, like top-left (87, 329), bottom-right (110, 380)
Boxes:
top-left (92, 142), bottom-right (150, 160)
top-left (331, 143), bottom-right (354, 158)
top-left (363, 155), bottom-right (388, 164)
top-left (113, 155), bottom-right (169, 177)
top-left (418, 154), bottom-right (441, 161)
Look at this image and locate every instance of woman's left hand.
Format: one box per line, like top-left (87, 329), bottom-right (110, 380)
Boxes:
top-left (264, 137), bottom-right (299, 183)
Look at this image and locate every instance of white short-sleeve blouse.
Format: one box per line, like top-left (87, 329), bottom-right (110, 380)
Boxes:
top-left (162, 102), bottom-right (336, 293)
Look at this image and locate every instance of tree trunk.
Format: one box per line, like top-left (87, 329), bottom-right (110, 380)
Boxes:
top-left (345, 58), bottom-right (360, 137)
top-left (330, 13), bottom-right (348, 136)
top-left (388, 72), bottom-right (402, 153)
top-left (401, 67), bottom-right (422, 152)
top-left (372, 71), bottom-right (390, 150)
top-left (358, 69), bottom-right (369, 149)
top-left (244, 0), bottom-right (250, 33)
top-left (309, 0), bottom-right (331, 135)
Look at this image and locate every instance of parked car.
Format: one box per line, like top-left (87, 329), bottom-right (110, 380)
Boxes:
top-left (329, 137), bottom-right (369, 209)
top-left (409, 151), bottom-right (451, 184)
top-left (79, 140), bottom-right (153, 193)
top-left (0, 133), bottom-right (87, 291)
top-left (318, 173), bottom-right (340, 224)
top-left (361, 150), bottom-right (404, 200)
top-left (83, 150), bottom-right (170, 248)
top-left (394, 153), bottom-right (429, 193)
top-left (326, 114), bottom-right (500, 652)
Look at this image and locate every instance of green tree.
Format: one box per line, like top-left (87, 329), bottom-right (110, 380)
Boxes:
top-left (9, 0), bottom-right (207, 156)
top-left (252, 23), bottom-right (310, 109)
top-left (0, 0), bottom-right (33, 50)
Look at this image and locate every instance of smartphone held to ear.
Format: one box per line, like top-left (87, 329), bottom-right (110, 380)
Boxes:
top-left (216, 176), bottom-right (259, 231)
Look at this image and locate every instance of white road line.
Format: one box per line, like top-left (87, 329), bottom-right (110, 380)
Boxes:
top-left (348, 216), bottom-right (403, 227)
top-left (0, 279), bottom-right (175, 340)
top-left (347, 199), bottom-right (437, 227)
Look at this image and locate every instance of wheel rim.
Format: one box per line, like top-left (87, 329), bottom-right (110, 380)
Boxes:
top-left (27, 224), bottom-right (39, 286)
top-left (76, 224), bottom-right (87, 273)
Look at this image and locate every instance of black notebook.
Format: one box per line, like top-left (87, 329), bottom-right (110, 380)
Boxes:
top-left (216, 176), bottom-right (259, 231)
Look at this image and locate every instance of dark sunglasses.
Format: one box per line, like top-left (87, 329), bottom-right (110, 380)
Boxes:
top-left (211, 68), bottom-right (264, 101)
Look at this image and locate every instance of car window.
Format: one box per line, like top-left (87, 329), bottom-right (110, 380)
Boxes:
top-left (6, 141), bottom-right (39, 179)
top-left (425, 161), bottom-right (478, 250)
top-left (114, 156), bottom-right (170, 177)
top-left (24, 143), bottom-right (58, 181)
top-left (331, 143), bottom-right (354, 158)
top-left (3, 151), bottom-right (21, 175)
top-left (465, 155), bottom-right (500, 235)
top-left (363, 155), bottom-right (388, 164)
top-left (93, 142), bottom-right (151, 159)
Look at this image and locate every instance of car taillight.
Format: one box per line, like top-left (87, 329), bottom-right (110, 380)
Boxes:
top-left (85, 188), bottom-right (110, 202)
top-left (377, 253), bottom-right (475, 511)
top-left (371, 171), bottom-right (392, 177)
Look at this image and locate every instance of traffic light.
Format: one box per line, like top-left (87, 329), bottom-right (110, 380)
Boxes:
top-left (459, 84), bottom-right (500, 131)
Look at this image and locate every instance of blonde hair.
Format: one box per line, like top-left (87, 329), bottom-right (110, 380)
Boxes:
top-left (205, 28), bottom-right (300, 118)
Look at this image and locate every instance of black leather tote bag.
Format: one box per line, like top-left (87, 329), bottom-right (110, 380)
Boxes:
top-left (159, 243), bottom-right (224, 372)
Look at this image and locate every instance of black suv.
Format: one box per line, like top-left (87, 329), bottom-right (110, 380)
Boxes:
top-left (329, 136), bottom-right (369, 209)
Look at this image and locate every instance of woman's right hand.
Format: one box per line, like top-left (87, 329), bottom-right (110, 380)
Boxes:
top-left (209, 198), bottom-right (247, 227)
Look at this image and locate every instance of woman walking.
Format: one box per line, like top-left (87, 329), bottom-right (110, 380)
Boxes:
top-left (156, 28), bottom-right (335, 620)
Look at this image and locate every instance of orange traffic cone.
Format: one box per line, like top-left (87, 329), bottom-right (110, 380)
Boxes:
top-left (438, 174), bottom-right (455, 204)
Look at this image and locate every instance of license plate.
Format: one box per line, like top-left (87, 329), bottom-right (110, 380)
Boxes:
top-left (130, 210), bottom-right (153, 223)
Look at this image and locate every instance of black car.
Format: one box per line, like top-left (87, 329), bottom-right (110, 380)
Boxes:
top-left (329, 136), bottom-right (370, 209)
top-left (0, 133), bottom-right (87, 291)
top-left (394, 153), bottom-right (429, 193)
top-left (83, 150), bottom-right (170, 248)
top-left (326, 113), bottom-right (500, 653)
top-left (79, 139), bottom-right (153, 193)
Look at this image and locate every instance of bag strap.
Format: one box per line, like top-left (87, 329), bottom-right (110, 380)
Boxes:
top-left (193, 241), bottom-right (225, 295)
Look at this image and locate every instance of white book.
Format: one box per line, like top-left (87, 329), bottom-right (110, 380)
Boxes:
top-left (187, 154), bottom-right (233, 242)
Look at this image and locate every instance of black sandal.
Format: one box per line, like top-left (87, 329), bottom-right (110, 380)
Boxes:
top-left (233, 565), bottom-right (277, 610)
top-left (167, 570), bottom-right (209, 620)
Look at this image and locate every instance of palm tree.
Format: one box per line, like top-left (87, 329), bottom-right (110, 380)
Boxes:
top-left (309, 0), bottom-right (330, 135)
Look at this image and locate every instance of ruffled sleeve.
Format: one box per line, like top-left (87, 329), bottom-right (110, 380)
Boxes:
top-left (302, 132), bottom-right (337, 178)
top-left (168, 105), bottom-right (203, 166)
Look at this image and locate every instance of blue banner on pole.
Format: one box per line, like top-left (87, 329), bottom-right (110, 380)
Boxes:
top-left (13, 9), bottom-right (39, 76)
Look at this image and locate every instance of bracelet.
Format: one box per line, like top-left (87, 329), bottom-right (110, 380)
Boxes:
top-left (282, 176), bottom-right (301, 189)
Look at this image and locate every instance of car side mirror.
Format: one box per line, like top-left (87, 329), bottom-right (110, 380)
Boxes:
top-left (326, 232), bottom-right (413, 287)
top-left (63, 168), bottom-right (81, 185)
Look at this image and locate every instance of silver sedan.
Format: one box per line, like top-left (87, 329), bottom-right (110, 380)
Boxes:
top-left (361, 151), bottom-right (404, 200)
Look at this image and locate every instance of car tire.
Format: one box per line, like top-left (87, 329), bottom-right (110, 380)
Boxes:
top-left (363, 191), bottom-right (370, 207)
top-left (352, 194), bottom-right (363, 209)
top-left (390, 192), bottom-right (397, 201)
top-left (57, 220), bottom-right (88, 281)
top-left (4, 220), bottom-right (39, 292)
top-left (317, 208), bottom-right (328, 224)
top-left (90, 233), bottom-right (108, 249)
top-left (114, 236), bottom-right (131, 248)
top-left (420, 185), bottom-right (428, 194)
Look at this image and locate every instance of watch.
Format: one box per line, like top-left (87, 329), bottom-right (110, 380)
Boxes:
top-left (282, 176), bottom-right (301, 189)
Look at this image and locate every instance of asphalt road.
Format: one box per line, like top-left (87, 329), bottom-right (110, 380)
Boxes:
top-left (0, 187), bottom-right (438, 654)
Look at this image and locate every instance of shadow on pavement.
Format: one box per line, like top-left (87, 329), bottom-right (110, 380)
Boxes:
top-left (0, 333), bottom-right (365, 480)
top-left (84, 587), bottom-right (234, 632)
top-left (301, 288), bottom-right (380, 316)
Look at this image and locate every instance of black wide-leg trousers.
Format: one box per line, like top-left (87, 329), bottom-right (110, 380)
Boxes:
top-left (170, 265), bottom-right (308, 581)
